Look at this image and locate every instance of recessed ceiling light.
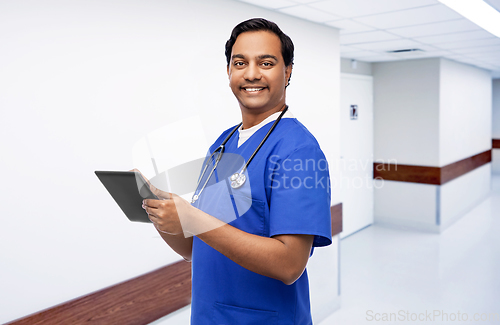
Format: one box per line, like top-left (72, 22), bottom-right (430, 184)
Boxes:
top-left (438, 0), bottom-right (500, 38)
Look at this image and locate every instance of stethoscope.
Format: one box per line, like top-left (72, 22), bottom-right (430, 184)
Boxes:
top-left (191, 105), bottom-right (288, 204)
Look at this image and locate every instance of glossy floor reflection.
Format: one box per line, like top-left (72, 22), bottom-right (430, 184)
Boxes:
top-left (321, 175), bottom-right (500, 325)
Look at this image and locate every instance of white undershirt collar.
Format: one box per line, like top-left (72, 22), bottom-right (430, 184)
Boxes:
top-left (238, 110), bottom-right (294, 148)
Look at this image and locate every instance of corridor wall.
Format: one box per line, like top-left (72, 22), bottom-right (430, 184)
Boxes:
top-left (493, 79), bottom-right (500, 174)
top-left (373, 58), bottom-right (491, 232)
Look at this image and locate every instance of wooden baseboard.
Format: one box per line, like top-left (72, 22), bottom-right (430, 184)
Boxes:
top-left (374, 150), bottom-right (492, 185)
top-left (493, 139), bottom-right (500, 149)
top-left (5, 260), bottom-right (192, 325)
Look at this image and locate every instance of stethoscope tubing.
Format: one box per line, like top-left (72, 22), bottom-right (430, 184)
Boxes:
top-left (239, 105), bottom-right (288, 176)
top-left (192, 105), bottom-right (288, 203)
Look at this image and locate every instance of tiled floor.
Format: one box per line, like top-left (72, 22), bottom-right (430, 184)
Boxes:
top-left (320, 175), bottom-right (500, 324)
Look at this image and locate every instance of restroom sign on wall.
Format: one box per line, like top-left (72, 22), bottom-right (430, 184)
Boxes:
top-left (350, 105), bottom-right (358, 120)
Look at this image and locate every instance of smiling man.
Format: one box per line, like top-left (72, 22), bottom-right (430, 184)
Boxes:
top-left (142, 18), bottom-right (332, 324)
top-left (227, 28), bottom-right (291, 129)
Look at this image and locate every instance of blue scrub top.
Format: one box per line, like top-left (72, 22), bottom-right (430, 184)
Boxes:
top-left (191, 118), bottom-right (332, 325)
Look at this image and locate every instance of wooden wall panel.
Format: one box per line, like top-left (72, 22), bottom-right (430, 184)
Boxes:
top-left (441, 150), bottom-right (491, 184)
top-left (373, 163), bottom-right (441, 185)
top-left (373, 150), bottom-right (491, 185)
top-left (6, 260), bottom-right (192, 325)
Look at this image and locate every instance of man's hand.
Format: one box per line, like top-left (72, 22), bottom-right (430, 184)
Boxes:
top-left (129, 168), bottom-right (170, 200)
top-left (142, 194), bottom-right (192, 235)
top-left (130, 168), bottom-right (194, 261)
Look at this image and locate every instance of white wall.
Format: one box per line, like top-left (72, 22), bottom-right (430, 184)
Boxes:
top-left (439, 59), bottom-right (492, 166)
top-left (339, 74), bottom-right (374, 237)
top-left (374, 180), bottom-right (439, 232)
top-left (493, 79), bottom-right (500, 139)
top-left (0, 0), bottom-right (340, 323)
top-left (438, 59), bottom-right (492, 225)
top-left (340, 58), bottom-right (372, 76)
top-left (440, 164), bottom-right (491, 228)
top-left (493, 79), bottom-right (500, 174)
top-left (493, 150), bottom-right (500, 174)
top-left (373, 58), bottom-right (441, 166)
top-left (372, 58), bottom-right (492, 232)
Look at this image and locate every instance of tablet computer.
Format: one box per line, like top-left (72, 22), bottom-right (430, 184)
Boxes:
top-left (95, 171), bottom-right (159, 223)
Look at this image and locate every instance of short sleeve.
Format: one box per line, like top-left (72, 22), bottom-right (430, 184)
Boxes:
top-left (267, 145), bottom-right (332, 247)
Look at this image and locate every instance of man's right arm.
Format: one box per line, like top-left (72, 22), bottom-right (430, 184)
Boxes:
top-left (156, 231), bottom-right (193, 262)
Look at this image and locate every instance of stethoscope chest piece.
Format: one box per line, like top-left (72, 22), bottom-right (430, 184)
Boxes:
top-left (230, 172), bottom-right (246, 189)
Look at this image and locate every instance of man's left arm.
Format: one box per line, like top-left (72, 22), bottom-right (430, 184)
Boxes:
top-left (143, 196), bottom-right (313, 285)
top-left (196, 212), bottom-right (314, 286)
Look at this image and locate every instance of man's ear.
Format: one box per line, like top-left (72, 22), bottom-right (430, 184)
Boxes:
top-left (285, 65), bottom-right (293, 87)
top-left (227, 65), bottom-right (230, 78)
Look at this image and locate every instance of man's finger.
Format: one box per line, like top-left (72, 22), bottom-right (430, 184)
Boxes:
top-left (130, 168), bottom-right (153, 187)
top-left (144, 206), bottom-right (158, 217)
top-left (154, 190), bottom-right (173, 200)
top-left (143, 199), bottom-right (162, 208)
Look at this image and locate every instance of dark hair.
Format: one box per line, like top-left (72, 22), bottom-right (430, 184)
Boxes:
top-left (225, 18), bottom-right (294, 85)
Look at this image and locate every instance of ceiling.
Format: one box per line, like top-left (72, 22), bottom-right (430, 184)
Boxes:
top-left (234, 0), bottom-right (500, 78)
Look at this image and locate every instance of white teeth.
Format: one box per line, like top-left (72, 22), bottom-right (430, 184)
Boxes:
top-left (245, 88), bottom-right (264, 92)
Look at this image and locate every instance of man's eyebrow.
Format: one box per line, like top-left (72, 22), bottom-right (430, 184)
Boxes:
top-left (231, 54), bottom-right (279, 61)
top-left (257, 54), bottom-right (279, 61)
top-left (231, 54), bottom-right (245, 61)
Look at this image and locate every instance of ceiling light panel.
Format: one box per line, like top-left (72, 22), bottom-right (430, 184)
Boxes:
top-left (484, 0), bottom-right (500, 11)
top-left (278, 5), bottom-right (341, 22)
top-left (326, 19), bottom-right (375, 34)
top-left (309, 0), bottom-right (438, 19)
top-left (387, 19), bottom-right (480, 38)
top-left (354, 4), bottom-right (462, 30)
top-left (439, 0), bottom-right (500, 37)
top-left (414, 29), bottom-right (497, 44)
top-left (238, 0), bottom-right (298, 9)
top-left (341, 31), bottom-right (401, 45)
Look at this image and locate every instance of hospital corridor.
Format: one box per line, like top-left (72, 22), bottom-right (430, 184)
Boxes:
top-left (322, 175), bottom-right (500, 324)
top-left (1, 0), bottom-right (499, 324)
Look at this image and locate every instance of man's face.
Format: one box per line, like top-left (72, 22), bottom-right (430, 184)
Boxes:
top-left (227, 31), bottom-right (292, 113)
